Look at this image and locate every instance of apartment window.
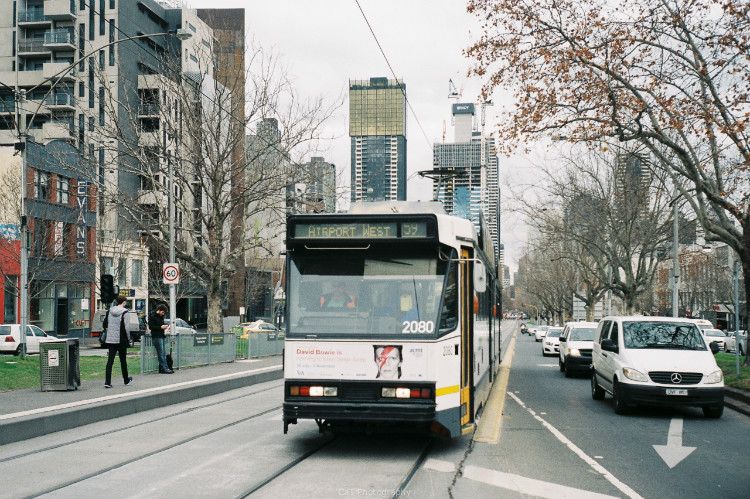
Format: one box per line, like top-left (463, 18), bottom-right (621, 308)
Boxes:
top-left (99, 0), bottom-right (105, 35)
top-left (99, 148), bottom-right (104, 167)
top-left (117, 258), bottom-right (126, 286)
top-left (110, 0), bottom-right (115, 9)
top-left (34, 171), bottom-right (49, 200)
top-left (78, 114), bottom-right (84, 143)
top-left (58, 177), bottom-right (70, 204)
top-left (88, 67), bottom-right (94, 108)
top-left (80, 0), bottom-right (86, 10)
top-left (32, 220), bottom-right (47, 256)
top-left (89, 3), bottom-right (94, 40)
top-left (108, 20), bottom-right (115, 65)
top-left (79, 81), bottom-right (85, 98)
top-left (131, 260), bottom-right (142, 287)
top-left (99, 50), bottom-right (104, 70)
top-left (100, 257), bottom-right (112, 276)
top-left (79, 24), bottom-right (86, 70)
top-left (89, 117), bottom-right (93, 132)
top-left (99, 88), bottom-right (105, 125)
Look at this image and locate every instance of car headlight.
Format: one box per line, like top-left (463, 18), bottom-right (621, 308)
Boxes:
top-left (622, 367), bottom-right (649, 382)
top-left (568, 348), bottom-right (580, 356)
top-left (704, 370), bottom-right (723, 384)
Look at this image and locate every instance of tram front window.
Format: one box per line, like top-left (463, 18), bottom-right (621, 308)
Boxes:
top-left (288, 250), bottom-right (454, 337)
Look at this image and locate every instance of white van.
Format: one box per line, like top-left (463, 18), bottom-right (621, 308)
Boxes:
top-left (591, 316), bottom-right (724, 418)
top-left (558, 321), bottom-right (599, 377)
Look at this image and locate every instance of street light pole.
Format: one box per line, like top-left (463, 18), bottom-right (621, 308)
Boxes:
top-left (734, 259), bottom-right (740, 376)
top-left (672, 200), bottom-right (680, 317)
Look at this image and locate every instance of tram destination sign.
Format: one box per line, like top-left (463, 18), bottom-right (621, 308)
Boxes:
top-left (294, 221), bottom-right (428, 239)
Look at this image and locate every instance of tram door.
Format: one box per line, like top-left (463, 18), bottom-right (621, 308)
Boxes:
top-left (460, 247), bottom-right (473, 427)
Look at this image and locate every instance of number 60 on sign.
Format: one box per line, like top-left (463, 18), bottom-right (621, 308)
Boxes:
top-left (163, 263), bottom-right (180, 284)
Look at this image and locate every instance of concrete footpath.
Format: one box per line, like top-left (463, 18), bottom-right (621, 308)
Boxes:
top-left (0, 352), bottom-right (283, 446)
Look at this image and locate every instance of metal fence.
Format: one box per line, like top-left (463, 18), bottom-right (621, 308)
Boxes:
top-left (232, 327), bottom-right (284, 359)
top-left (140, 333), bottom-right (236, 374)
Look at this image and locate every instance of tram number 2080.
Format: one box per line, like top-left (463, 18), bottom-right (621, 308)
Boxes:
top-left (401, 320), bottom-right (434, 334)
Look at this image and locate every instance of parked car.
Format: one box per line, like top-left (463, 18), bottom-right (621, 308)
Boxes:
top-left (558, 321), bottom-right (598, 377)
top-left (724, 330), bottom-right (747, 354)
top-left (237, 320), bottom-right (281, 340)
top-left (534, 325), bottom-right (550, 342)
top-left (542, 327), bottom-right (563, 356)
top-left (591, 316), bottom-right (724, 417)
top-left (93, 309), bottom-right (146, 347)
top-left (164, 318), bottom-right (197, 335)
top-left (701, 328), bottom-right (726, 351)
top-left (0, 324), bottom-right (59, 355)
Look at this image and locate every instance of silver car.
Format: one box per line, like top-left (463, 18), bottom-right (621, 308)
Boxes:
top-left (724, 330), bottom-right (747, 354)
top-left (701, 328), bottom-right (726, 351)
top-left (165, 318), bottom-right (197, 335)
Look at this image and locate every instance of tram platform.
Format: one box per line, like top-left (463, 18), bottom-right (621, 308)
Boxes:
top-left (0, 354), bottom-right (283, 445)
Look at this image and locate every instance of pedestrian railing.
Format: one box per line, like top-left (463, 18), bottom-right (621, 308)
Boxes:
top-left (232, 328), bottom-right (284, 360)
top-left (140, 333), bottom-right (237, 374)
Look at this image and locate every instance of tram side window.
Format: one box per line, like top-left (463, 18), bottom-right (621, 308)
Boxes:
top-left (439, 260), bottom-right (458, 334)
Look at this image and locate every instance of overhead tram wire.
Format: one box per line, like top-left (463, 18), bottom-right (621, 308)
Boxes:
top-left (353, 0), bottom-right (435, 171)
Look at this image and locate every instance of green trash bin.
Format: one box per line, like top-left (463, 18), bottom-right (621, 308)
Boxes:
top-left (40, 339), bottom-right (80, 391)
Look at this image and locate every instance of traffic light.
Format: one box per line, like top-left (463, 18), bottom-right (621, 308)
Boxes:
top-left (101, 274), bottom-right (115, 305)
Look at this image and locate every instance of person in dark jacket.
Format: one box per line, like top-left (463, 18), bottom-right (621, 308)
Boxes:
top-left (148, 304), bottom-right (173, 374)
top-left (103, 296), bottom-right (133, 388)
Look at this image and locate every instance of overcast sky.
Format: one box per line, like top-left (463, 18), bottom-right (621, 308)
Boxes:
top-left (198, 0), bottom-right (531, 274)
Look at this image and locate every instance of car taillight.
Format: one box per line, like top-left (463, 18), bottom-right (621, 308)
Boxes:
top-left (381, 387), bottom-right (432, 399)
top-left (288, 385), bottom-right (337, 397)
top-left (5, 336), bottom-right (15, 343)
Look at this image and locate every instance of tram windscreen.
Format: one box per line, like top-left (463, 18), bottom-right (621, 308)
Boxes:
top-left (288, 249), bottom-right (456, 337)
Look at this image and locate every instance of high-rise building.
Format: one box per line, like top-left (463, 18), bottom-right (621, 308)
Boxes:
top-left (198, 8), bottom-right (246, 318)
top-left (433, 103), bottom-right (499, 261)
top-left (349, 77), bottom-right (407, 202)
top-left (0, 0), bottom-right (223, 327)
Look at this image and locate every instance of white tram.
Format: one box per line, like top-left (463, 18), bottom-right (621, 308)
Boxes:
top-left (283, 202), bottom-right (502, 437)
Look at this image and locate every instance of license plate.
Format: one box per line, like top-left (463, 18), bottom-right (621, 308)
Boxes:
top-left (666, 388), bottom-right (688, 396)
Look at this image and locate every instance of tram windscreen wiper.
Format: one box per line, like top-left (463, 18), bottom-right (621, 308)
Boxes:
top-left (367, 257), bottom-right (413, 266)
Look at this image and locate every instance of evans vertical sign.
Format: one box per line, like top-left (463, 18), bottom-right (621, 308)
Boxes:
top-left (76, 180), bottom-right (88, 259)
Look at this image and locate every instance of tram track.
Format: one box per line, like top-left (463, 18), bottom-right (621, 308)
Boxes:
top-left (1, 381), bottom-right (284, 464)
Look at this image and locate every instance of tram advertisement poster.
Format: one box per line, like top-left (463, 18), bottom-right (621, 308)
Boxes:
top-left (287, 342), bottom-right (428, 380)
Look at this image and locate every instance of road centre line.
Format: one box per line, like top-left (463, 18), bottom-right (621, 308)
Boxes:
top-left (508, 392), bottom-right (645, 499)
top-left (0, 365), bottom-right (281, 421)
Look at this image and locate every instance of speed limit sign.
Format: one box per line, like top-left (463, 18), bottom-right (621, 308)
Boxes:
top-left (163, 263), bottom-right (180, 284)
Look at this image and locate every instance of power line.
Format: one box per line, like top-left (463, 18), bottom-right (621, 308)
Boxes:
top-left (353, 0), bottom-right (434, 158)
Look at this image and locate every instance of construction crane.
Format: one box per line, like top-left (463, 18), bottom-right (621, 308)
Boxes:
top-left (448, 79), bottom-right (462, 99)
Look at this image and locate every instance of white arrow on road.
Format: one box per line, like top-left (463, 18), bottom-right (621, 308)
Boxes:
top-left (653, 418), bottom-right (696, 468)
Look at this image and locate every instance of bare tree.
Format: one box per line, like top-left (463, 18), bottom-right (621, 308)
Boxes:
top-left (467, 0), bottom-right (749, 336)
top-left (88, 42), bottom-right (339, 333)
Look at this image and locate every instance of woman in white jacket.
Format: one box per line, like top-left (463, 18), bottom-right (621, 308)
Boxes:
top-left (103, 296), bottom-right (133, 388)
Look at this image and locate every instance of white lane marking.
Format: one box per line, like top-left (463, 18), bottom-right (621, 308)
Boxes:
top-left (652, 418), bottom-right (696, 469)
top-left (463, 465), bottom-right (621, 499)
top-left (0, 365), bottom-right (281, 421)
top-left (423, 458), bottom-right (456, 473)
top-left (508, 392), bottom-right (645, 499)
top-left (537, 364), bottom-right (558, 368)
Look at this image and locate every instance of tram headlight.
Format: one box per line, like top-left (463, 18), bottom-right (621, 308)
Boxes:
top-left (309, 386), bottom-right (324, 396)
top-left (382, 387), bottom-right (396, 398)
top-left (396, 388), bottom-right (411, 398)
top-left (323, 387), bottom-right (338, 396)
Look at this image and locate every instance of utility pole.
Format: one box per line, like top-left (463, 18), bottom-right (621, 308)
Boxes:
top-left (672, 201), bottom-right (679, 317)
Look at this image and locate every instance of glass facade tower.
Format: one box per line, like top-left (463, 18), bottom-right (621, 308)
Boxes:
top-left (349, 77), bottom-right (407, 202)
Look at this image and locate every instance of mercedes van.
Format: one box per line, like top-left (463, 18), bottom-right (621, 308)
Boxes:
top-left (591, 316), bottom-right (724, 417)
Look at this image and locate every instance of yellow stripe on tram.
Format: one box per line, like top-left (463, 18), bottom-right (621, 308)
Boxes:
top-left (436, 385), bottom-right (460, 397)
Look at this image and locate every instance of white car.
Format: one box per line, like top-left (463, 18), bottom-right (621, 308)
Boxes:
top-left (724, 330), bottom-right (747, 354)
top-left (164, 318), bottom-right (197, 335)
top-left (701, 329), bottom-right (726, 351)
top-left (591, 316), bottom-right (724, 418)
top-left (534, 325), bottom-right (550, 342)
top-left (0, 324), bottom-right (59, 355)
top-left (558, 321), bottom-right (598, 377)
top-left (542, 327), bottom-right (563, 356)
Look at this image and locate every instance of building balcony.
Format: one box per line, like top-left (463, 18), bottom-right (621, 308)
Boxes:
top-left (44, 31), bottom-right (75, 51)
top-left (138, 103), bottom-right (160, 117)
top-left (17, 9), bottom-right (51, 27)
top-left (44, 0), bottom-right (77, 20)
top-left (43, 62), bottom-right (76, 82)
top-left (18, 39), bottom-right (51, 57)
top-left (138, 130), bottom-right (160, 147)
top-left (0, 70), bottom-right (43, 88)
top-left (44, 94), bottom-right (75, 112)
top-left (42, 118), bottom-right (75, 141)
